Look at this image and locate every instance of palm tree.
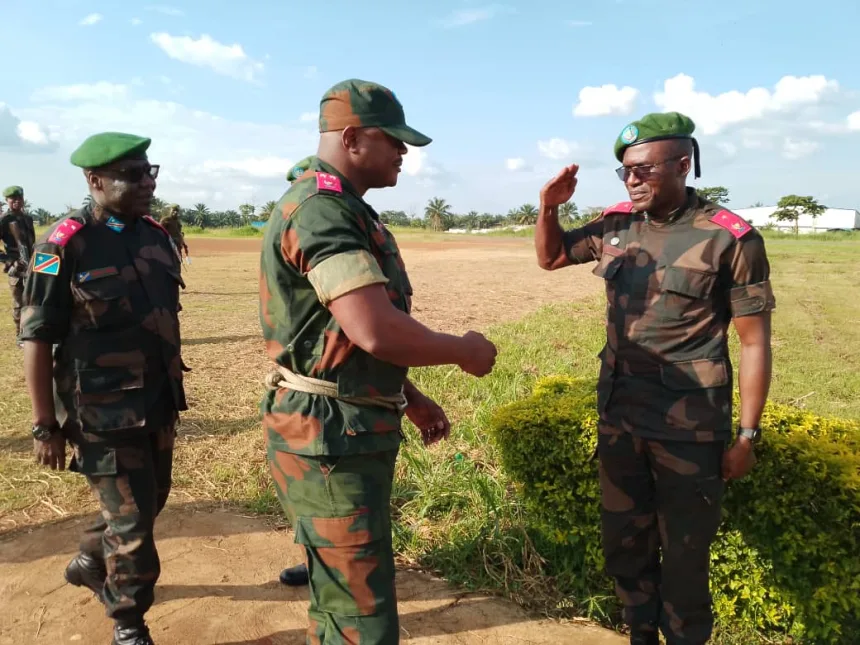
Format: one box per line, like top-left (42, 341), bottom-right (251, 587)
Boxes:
top-left (150, 196), bottom-right (167, 216)
top-left (424, 197), bottom-right (451, 232)
top-left (32, 208), bottom-right (53, 226)
top-left (517, 204), bottom-right (539, 226)
top-left (259, 200), bottom-right (279, 222)
top-left (191, 203), bottom-right (210, 228)
top-left (558, 201), bottom-right (578, 226)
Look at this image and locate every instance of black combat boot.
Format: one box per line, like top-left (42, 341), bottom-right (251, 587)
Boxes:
top-left (279, 562), bottom-right (309, 586)
top-left (64, 552), bottom-right (106, 604)
top-left (112, 620), bottom-right (154, 645)
top-left (629, 630), bottom-right (660, 645)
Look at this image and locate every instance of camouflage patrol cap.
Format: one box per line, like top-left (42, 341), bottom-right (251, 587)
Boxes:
top-left (319, 79), bottom-right (432, 147)
top-left (614, 111), bottom-right (701, 177)
top-left (287, 156), bottom-right (315, 183)
top-left (2, 185), bottom-right (23, 198)
top-left (70, 132), bottom-right (151, 168)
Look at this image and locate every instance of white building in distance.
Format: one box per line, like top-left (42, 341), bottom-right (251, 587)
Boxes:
top-left (733, 206), bottom-right (860, 234)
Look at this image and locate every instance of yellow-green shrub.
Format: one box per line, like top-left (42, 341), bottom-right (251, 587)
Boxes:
top-left (490, 376), bottom-right (860, 644)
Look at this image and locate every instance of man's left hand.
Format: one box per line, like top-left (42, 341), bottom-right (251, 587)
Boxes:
top-left (405, 390), bottom-right (451, 446)
top-left (721, 437), bottom-right (757, 480)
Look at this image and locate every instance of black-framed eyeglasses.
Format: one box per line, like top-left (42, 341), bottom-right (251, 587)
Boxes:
top-left (615, 156), bottom-right (682, 182)
top-left (110, 164), bottom-right (160, 183)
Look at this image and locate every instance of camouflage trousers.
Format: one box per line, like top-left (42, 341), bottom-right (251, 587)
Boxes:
top-left (597, 423), bottom-right (726, 645)
top-left (267, 441), bottom-right (400, 645)
top-left (70, 417), bottom-right (176, 623)
top-left (8, 274), bottom-right (23, 336)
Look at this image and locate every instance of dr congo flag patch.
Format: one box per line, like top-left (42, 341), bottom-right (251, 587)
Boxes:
top-left (33, 252), bottom-right (61, 276)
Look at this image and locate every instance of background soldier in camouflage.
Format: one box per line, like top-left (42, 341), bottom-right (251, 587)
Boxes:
top-left (286, 155), bottom-right (315, 184)
top-left (21, 132), bottom-right (188, 645)
top-left (535, 112), bottom-right (774, 645)
top-left (259, 79), bottom-right (497, 644)
top-left (159, 203), bottom-right (189, 260)
top-left (1, 185), bottom-right (36, 345)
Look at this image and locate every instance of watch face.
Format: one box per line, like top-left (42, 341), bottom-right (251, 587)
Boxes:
top-left (32, 425), bottom-right (55, 441)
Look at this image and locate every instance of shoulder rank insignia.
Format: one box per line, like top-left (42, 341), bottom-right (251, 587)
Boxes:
top-left (33, 252), bottom-right (61, 276)
top-left (47, 218), bottom-right (84, 247)
top-left (316, 172), bottom-right (343, 194)
top-left (603, 201), bottom-right (635, 216)
top-left (76, 266), bottom-right (119, 283)
top-left (711, 209), bottom-right (752, 239)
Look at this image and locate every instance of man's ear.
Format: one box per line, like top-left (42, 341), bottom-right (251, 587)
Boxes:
top-left (678, 156), bottom-right (691, 178)
top-left (341, 126), bottom-right (360, 153)
top-left (84, 170), bottom-right (102, 192)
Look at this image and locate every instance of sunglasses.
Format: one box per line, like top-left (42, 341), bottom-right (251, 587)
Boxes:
top-left (108, 164), bottom-right (160, 183)
top-left (615, 155), bottom-right (683, 182)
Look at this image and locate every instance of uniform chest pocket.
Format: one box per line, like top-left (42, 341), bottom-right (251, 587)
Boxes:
top-left (72, 269), bottom-right (131, 328)
top-left (659, 266), bottom-right (717, 319)
top-left (592, 253), bottom-right (624, 281)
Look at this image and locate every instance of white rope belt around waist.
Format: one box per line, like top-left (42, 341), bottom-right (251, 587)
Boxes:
top-left (265, 365), bottom-right (407, 412)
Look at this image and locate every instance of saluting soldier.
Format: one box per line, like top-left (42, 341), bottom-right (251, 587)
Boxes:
top-left (1, 185), bottom-right (36, 345)
top-left (21, 132), bottom-right (188, 645)
top-left (535, 112), bottom-right (774, 645)
top-left (259, 79), bottom-right (497, 643)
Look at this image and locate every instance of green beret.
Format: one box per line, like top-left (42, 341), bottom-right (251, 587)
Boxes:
top-left (2, 185), bottom-right (23, 198)
top-left (614, 111), bottom-right (701, 177)
top-left (70, 132), bottom-right (151, 169)
top-left (287, 156), bottom-right (315, 183)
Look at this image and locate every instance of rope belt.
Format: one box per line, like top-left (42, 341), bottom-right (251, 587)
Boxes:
top-left (264, 365), bottom-right (408, 413)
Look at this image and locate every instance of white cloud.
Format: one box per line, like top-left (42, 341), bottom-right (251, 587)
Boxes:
top-left (79, 13), bottom-right (103, 27)
top-left (0, 104), bottom-right (56, 151)
top-left (848, 111), bottom-right (860, 131)
top-left (716, 142), bottom-right (738, 158)
top-left (440, 5), bottom-right (512, 28)
top-left (17, 121), bottom-right (50, 145)
top-left (573, 84), bottom-right (638, 117)
top-left (31, 82), bottom-right (129, 103)
top-left (299, 112), bottom-right (317, 123)
top-left (150, 32), bottom-right (264, 83)
top-left (537, 138), bottom-right (580, 160)
top-left (782, 138), bottom-right (819, 160)
top-left (202, 156), bottom-right (293, 178)
top-left (131, 18), bottom-right (142, 26)
top-left (568, 20), bottom-right (593, 27)
top-left (505, 157), bottom-right (527, 171)
top-left (654, 73), bottom-right (840, 135)
top-left (146, 5), bottom-right (184, 16)
top-left (402, 145), bottom-right (425, 176)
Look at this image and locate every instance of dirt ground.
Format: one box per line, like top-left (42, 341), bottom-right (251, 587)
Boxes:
top-left (0, 235), bottom-right (620, 644)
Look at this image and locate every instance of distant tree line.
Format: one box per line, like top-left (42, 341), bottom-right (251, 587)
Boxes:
top-left (14, 186), bottom-right (828, 236)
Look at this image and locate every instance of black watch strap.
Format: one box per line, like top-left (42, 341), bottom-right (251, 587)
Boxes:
top-left (737, 426), bottom-right (762, 443)
top-left (32, 422), bottom-right (60, 441)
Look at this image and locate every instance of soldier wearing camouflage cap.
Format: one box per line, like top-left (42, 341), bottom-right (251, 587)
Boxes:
top-left (159, 203), bottom-right (189, 259)
top-left (536, 112), bottom-right (774, 645)
top-left (0, 184), bottom-right (36, 345)
top-left (21, 132), bottom-right (187, 645)
top-left (259, 78), bottom-right (497, 643)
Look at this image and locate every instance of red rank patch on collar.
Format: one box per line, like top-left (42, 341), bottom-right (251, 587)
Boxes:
top-left (711, 210), bottom-right (752, 239)
top-left (316, 172), bottom-right (342, 193)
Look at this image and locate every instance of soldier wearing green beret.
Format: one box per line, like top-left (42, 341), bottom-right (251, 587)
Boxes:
top-left (159, 203), bottom-right (189, 260)
top-left (21, 132), bottom-right (188, 645)
top-left (0, 185), bottom-right (36, 346)
top-left (259, 79), bottom-right (497, 643)
top-left (536, 112), bottom-right (774, 645)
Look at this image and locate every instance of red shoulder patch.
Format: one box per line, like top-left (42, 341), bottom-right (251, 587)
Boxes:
top-left (47, 218), bottom-right (84, 247)
top-left (316, 172), bottom-right (342, 194)
top-left (711, 209), bottom-right (752, 239)
top-left (603, 201), bottom-right (635, 215)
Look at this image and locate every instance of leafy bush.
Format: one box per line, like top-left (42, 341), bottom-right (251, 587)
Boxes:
top-left (490, 376), bottom-right (860, 644)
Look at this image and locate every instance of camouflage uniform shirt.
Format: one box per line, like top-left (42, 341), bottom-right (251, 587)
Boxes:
top-left (20, 202), bottom-right (188, 441)
top-left (0, 211), bottom-right (36, 266)
top-left (259, 158), bottom-right (413, 456)
top-left (564, 189), bottom-right (775, 441)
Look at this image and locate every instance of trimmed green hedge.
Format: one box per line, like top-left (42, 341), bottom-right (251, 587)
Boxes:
top-left (490, 376), bottom-right (860, 644)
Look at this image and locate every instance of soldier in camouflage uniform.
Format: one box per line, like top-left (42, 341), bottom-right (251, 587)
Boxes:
top-left (259, 79), bottom-right (498, 644)
top-left (1, 185), bottom-right (36, 345)
top-left (21, 132), bottom-right (187, 645)
top-left (159, 204), bottom-right (188, 259)
top-left (286, 155), bottom-right (315, 184)
top-left (535, 112), bottom-right (774, 645)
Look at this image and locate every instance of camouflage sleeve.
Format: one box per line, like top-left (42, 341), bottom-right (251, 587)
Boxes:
top-left (723, 232), bottom-right (776, 317)
top-left (19, 243), bottom-right (73, 342)
top-left (285, 196), bottom-right (388, 305)
top-left (561, 219), bottom-right (604, 264)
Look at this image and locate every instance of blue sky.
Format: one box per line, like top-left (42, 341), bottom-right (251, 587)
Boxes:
top-left (2, 0), bottom-right (859, 216)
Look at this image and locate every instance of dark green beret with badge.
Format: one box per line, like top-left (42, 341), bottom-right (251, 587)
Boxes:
top-left (70, 132), bottom-right (151, 169)
top-left (287, 156), bottom-right (314, 183)
top-left (614, 111), bottom-right (701, 178)
top-left (3, 185), bottom-right (24, 198)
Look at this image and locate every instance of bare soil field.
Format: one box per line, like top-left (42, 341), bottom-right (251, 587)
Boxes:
top-left (0, 235), bottom-right (617, 644)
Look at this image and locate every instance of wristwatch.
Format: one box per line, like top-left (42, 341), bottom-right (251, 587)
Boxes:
top-left (31, 422), bottom-right (60, 441)
top-left (737, 426), bottom-right (762, 443)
